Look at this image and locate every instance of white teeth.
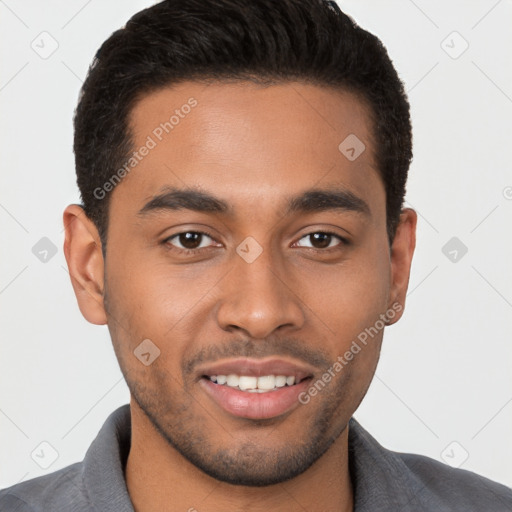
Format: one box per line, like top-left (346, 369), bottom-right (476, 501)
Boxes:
top-left (226, 374), bottom-right (239, 387)
top-left (238, 376), bottom-right (257, 390)
top-left (207, 374), bottom-right (299, 392)
top-left (257, 375), bottom-right (276, 390)
top-left (275, 375), bottom-right (287, 387)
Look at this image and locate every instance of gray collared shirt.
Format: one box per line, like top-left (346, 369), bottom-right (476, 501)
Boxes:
top-left (1, 404), bottom-right (511, 511)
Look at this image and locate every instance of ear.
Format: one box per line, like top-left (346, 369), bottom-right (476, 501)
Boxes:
top-left (63, 204), bottom-right (107, 325)
top-left (386, 208), bottom-right (417, 325)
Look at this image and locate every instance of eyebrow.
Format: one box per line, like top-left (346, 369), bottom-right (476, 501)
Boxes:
top-left (138, 186), bottom-right (371, 218)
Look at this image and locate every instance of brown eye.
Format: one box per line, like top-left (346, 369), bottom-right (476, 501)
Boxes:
top-left (295, 231), bottom-right (347, 250)
top-left (166, 231), bottom-right (215, 251)
top-left (309, 233), bottom-right (331, 249)
top-left (178, 232), bottom-right (202, 249)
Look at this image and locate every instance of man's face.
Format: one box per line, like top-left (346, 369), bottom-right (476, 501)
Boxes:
top-left (101, 81), bottom-right (401, 485)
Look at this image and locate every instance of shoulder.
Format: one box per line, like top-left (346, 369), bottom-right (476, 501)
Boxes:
top-left (0, 462), bottom-right (88, 512)
top-left (348, 418), bottom-right (512, 511)
top-left (398, 451), bottom-right (512, 510)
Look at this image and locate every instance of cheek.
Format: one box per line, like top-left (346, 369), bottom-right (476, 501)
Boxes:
top-left (300, 251), bottom-right (390, 338)
top-left (104, 248), bottom-right (229, 361)
top-left (294, 244), bottom-right (390, 392)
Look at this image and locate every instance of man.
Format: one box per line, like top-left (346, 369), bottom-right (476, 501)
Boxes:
top-left (1, 0), bottom-right (511, 510)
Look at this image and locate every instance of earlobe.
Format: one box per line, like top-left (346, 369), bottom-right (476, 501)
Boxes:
top-left (387, 208), bottom-right (417, 325)
top-left (63, 204), bottom-right (107, 325)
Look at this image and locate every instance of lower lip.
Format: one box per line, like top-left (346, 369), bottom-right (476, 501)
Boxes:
top-left (200, 378), bottom-right (311, 420)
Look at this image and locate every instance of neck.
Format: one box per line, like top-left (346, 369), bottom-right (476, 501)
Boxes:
top-left (125, 399), bottom-right (353, 512)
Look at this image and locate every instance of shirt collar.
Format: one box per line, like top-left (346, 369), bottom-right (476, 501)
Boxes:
top-left (348, 417), bottom-right (429, 510)
top-left (82, 404), bottom-right (134, 511)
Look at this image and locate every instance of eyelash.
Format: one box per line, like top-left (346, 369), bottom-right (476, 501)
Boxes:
top-left (162, 229), bottom-right (350, 256)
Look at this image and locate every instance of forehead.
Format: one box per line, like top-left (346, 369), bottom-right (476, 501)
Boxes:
top-left (116, 80), bottom-right (383, 220)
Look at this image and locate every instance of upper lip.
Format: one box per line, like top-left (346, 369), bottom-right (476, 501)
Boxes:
top-left (196, 357), bottom-right (315, 382)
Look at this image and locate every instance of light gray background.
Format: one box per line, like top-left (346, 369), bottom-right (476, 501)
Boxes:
top-left (1, 0), bottom-right (511, 490)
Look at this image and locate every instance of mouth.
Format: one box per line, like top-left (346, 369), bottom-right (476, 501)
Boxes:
top-left (203, 373), bottom-right (307, 392)
top-left (197, 358), bottom-right (314, 420)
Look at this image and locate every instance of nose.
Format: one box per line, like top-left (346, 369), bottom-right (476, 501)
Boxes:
top-left (215, 247), bottom-right (305, 339)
